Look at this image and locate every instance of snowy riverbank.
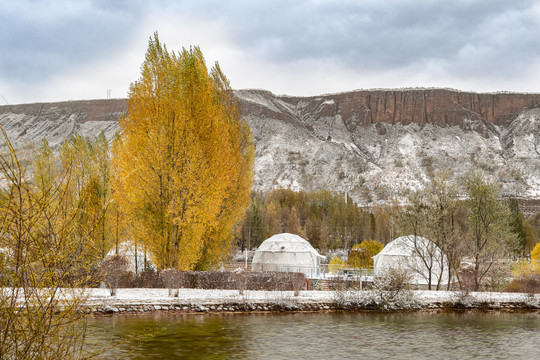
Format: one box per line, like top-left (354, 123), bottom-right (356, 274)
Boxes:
top-left (81, 288), bottom-right (540, 314)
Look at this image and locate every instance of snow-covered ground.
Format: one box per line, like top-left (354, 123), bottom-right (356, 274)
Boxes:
top-left (82, 288), bottom-right (539, 307)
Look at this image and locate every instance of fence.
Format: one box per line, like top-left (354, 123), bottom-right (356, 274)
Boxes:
top-left (251, 263), bottom-right (374, 282)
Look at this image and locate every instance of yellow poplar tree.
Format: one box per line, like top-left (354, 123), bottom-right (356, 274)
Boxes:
top-left (531, 242), bottom-right (540, 273)
top-left (113, 33), bottom-right (254, 270)
top-left (57, 133), bottom-right (113, 262)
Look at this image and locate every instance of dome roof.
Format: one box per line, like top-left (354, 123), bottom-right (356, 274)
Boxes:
top-left (256, 233), bottom-right (324, 258)
top-left (372, 235), bottom-right (450, 286)
top-left (374, 235), bottom-right (436, 258)
top-left (252, 233), bottom-right (325, 278)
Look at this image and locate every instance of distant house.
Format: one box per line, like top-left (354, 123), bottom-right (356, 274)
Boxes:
top-left (373, 235), bottom-right (450, 289)
top-left (252, 233), bottom-right (326, 278)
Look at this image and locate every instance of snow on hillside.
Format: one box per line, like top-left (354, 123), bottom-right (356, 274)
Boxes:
top-left (236, 90), bottom-right (540, 204)
top-left (1, 90), bottom-right (539, 204)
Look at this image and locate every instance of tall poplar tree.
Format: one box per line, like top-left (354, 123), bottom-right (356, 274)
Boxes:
top-left (113, 33), bottom-right (254, 270)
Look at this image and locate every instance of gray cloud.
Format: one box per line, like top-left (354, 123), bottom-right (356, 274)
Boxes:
top-left (0, 1), bottom-right (143, 83)
top-left (150, 0), bottom-right (540, 84)
top-left (216, 0), bottom-right (540, 77)
top-left (1, 0), bottom-right (539, 103)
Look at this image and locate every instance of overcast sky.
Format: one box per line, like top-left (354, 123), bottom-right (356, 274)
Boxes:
top-left (1, 0), bottom-right (540, 104)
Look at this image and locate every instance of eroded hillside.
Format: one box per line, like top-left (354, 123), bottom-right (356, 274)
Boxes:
top-left (237, 88), bottom-right (540, 203)
top-left (1, 89), bottom-right (539, 204)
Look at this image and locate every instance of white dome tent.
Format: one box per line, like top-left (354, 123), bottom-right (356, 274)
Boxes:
top-left (252, 233), bottom-right (326, 278)
top-left (372, 235), bottom-right (450, 289)
top-left (106, 241), bottom-right (155, 273)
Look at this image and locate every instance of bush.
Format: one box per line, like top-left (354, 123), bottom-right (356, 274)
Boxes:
top-left (484, 263), bottom-right (511, 291)
top-left (287, 272), bottom-right (307, 296)
top-left (180, 271), bottom-right (306, 291)
top-left (329, 277), bottom-right (361, 291)
top-left (372, 267), bottom-right (415, 310)
top-left (90, 269), bottom-right (307, 292)
top-left (232, 270), bottom-right (247, 295)
top-left (331, 280), bottom-right (362, 308)
top-left (504, 274), bottom-right (540, 296)
top-left (183, 271), bottom-right (236, 289)
top-left (100, 255), bottom-right (130, 296)
top-left (456, 267), bottom-right (476, 294)
top-left (161, 269), bottom-right (184, 297)
top-left (133, 268), bottom-right (164, 288)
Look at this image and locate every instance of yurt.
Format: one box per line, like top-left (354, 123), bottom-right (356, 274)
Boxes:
top-left (372, 235), bottom-right (450, 288)
top-left (252, 233), bottom-right (326, 278)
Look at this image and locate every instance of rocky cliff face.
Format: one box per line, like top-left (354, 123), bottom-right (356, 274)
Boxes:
top-left (1, 89), bottom-right (539, 204)
top-left (236, 88), bottom-right (540, 203)
top-left (0, 99), bottom-right (125, 149)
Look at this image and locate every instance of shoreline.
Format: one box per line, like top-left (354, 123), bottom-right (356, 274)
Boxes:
top-left (81, 288), bottom-right (540, 315)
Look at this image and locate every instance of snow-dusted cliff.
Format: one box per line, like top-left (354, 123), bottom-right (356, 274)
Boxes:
top-left (1, 89), bottom-right (539, 204)
top-left (236, 89), bottom-right (540, 204)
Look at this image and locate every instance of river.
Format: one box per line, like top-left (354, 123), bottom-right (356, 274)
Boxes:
top-left (87, 311), bottom-right (540, 359)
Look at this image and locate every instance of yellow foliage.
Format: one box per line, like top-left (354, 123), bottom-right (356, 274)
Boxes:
top-left (511, 243), bottom-right (540, 277)
top-left (0, 127), bottom-right (102, 358)
top-left (348, 240), bottom-right (384, 268)
top-left (328, 256), bottom-right (345, 274)
top-left (113, 33), bottom-right (253, 270)
top-left (531, 242), bottom-right (540, 273)
top-left (57, 133), bottom-right (113, 262)
top-left (511, 260), bottom-right (536, 277)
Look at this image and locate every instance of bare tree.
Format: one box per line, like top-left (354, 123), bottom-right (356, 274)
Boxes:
top-left (399, 179), bottom-right (461, 291)
top-left (0, 127), bottom-right (103, 359)
top-left (100, 255), bottom-right (130, 296)
top-left (399, 193), bottom-right (442, 290)
top-left (424, 174), bottom-right (465, 290)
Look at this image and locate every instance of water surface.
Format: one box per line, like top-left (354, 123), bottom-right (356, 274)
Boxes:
top-left (88, 311), bottom-right (540, 359)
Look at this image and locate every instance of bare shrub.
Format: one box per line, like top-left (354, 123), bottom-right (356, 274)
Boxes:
top-left (169, 271), bottom-right (306, 291)
top-left (161, 269), bottom-right (184, 297)
top-left (504, 274), bottom-right (540, 297)
top-left (452, 267), bottom-right (477, 305)
top-left (484, 263), bottom-right (511, 291)
top-left (456, 267), bottom-right (476, 295)
top-left (197, 271), bottom-right (234, 289)
top-left (100, 255), bottom-right (130, 296)
top-left (372, 267), bottom-right (415, 310)
top-left (329, 277), bottom-right (360, 291)
top-left (133, 268), bottom-right (164, 288)
top-left (247, 271), bottom-right (296, 291)
top-left (332, 283), bottom-right (362, 308)
top-left (287, 272), bottom-right (306, 296)
top-left (232, 269), bottom-right (247, 295)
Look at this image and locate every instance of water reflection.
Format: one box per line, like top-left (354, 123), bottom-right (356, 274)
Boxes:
top-left (88, 312), bottom-right (540, 359)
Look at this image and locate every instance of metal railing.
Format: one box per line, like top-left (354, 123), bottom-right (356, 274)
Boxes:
top-left (322, 265), bottom-right (374, 280)
top-left (251, 263), bottom-right (374, 281)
